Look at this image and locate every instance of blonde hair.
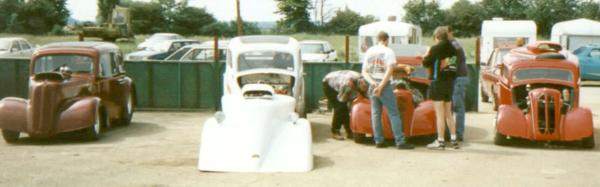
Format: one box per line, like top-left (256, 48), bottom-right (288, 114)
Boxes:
top-left (433, 26), bottom-right (449, 41)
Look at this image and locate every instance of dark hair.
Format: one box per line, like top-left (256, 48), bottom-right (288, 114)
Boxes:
top-left (377, 31), bottom-right (389, 42)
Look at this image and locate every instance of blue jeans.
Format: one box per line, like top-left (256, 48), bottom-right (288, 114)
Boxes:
top-left (452, 76), bottom-right (469, 139)
top-left (369, 83), bottom-right (406, 145)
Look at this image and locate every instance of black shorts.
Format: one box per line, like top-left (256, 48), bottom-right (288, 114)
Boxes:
top-left (429, 80), bottom-right (453, 101)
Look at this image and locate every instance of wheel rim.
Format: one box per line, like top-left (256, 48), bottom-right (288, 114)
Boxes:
top-left (127, 93), bottom-right (133, 116)
top-left (93, 108), bottom-right (101, 134)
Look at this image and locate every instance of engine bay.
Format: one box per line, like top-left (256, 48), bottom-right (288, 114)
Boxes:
top-left (237, 73), bottom-right (295, 96)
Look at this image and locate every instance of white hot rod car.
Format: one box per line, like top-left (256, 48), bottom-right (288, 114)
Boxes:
top-left (198, 35), bottom-right (313, 172)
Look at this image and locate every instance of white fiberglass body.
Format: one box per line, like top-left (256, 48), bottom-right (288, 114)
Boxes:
top-left (198, 36), bottom-right (313, 172)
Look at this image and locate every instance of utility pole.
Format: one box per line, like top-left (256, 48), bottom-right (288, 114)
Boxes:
top-left (236, 0), bottom-right (243, 36)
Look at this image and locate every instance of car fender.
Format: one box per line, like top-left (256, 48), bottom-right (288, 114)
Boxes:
top-left (496, 105), bottom-right (529, 138)
top-left (350, 96), bottom-right (373, 134)
top-left (57, 97), bottom-right (101, 132)
top-left (562, 107), bottom-right (594, 140)
top-left (0, 97), bottom-right (28, 132)
top-left (410, 101), bottom-right (436, 136)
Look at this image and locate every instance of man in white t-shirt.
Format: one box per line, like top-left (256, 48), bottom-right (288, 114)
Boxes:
top-left (361, 31), bottom-right (415, 149)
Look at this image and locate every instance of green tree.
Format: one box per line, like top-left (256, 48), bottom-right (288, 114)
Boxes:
top-left (526, 0), bottom-right (581, 36)
top-left (127, 1), bottom-right (167, 34)
top-left (579, 0), bottom-right (600, 20)
top-left (0, 0), bottom-right (23, 32)
top-left (201, 21), bottom-right (261, 37)
top-left (98, 0), bottom-right (120, 23)
top-left (479, 0), bottom-right (528, 20)
top-left (325, 8), bottom-right (376, 35)
top-left (446, 0), bottom-right (484, 37)
top-left (171, 6), bottom-right (216, 36)
top-left (403, 0), bottom-right (446, 35)
top-left (274, 0), bottom-right (314, 33)
top-left (9, 0), bottom-right (70, 34)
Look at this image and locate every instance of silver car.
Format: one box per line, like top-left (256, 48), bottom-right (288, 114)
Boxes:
top-left (0, 37), bottom-right (35, 58)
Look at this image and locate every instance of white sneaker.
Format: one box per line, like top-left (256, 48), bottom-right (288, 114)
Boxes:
top-left (427, 140), bottom-right (445, 150)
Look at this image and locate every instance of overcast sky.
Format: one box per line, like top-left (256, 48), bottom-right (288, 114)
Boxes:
top-left (68, 0), bottom-right (461, 22)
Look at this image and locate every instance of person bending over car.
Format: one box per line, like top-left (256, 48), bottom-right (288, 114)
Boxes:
top-left (423, 27), bottom-right (459, 150)
top-left (322, 70), bottom-right (362, 140)
top-left (361, 31), bottom-right (415, 150)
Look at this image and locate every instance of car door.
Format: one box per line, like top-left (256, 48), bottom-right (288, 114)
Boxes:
top-left (480, 49), bottom-right (499, 96)
top-left (97, 51), bottom-right (131, 120)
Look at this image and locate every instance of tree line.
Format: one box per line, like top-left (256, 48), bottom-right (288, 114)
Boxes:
top-left (1, 0), bottom-right (599, 37)
top-left (404, 0), bottom-right (600, 37)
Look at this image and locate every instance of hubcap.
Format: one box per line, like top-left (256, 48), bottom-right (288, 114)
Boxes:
top-left (127, 93), bottom-right (133, 115)
top-left (94, 109), bottom-right (101, 134)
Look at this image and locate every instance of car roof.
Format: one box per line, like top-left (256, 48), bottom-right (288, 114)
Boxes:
top-left (40, 42), bottom-right (118, 50)
top-left (0, 37), bottom-right (27, 41)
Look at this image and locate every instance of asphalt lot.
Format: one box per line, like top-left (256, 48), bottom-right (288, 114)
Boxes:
top-left (1, 85), bottom-right (600, 186)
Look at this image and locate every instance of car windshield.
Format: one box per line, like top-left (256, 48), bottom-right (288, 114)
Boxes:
top-left (513, 68), bottom-right (573, 83)
top-left (238, 51), bottom-right (295, 72)
top-left (34, 55), bottom-right (93, 74)
top-left (300, 43), bottom-right (324, 53)
top-left (0, 40), bottom-right (10, 50)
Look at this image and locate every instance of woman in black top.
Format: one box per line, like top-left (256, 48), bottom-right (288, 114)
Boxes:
top-left (422, 26), bottom-right (459, 149)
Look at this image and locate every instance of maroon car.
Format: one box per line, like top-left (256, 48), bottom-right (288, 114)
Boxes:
top-left (0, 42), bottom-right (135, 143)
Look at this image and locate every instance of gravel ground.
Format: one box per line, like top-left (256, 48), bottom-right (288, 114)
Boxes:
top-left (1, 86), bottom-right (600, 187)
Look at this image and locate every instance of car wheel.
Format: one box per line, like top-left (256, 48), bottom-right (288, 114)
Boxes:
top-left (353, 133), bottom-right (366, 144)
top-left (494, 132), bottom-right (509, 146)
top-left (120, 91), bottom-right (134, 126)
top-left (2, 130), bottom-right (20, 143)
top-left (84, 106), bottom-right (105, 140)
top-left (582, 135), bottom-right (595, 149)
top-left (481, 87), bottom-right (489, 103)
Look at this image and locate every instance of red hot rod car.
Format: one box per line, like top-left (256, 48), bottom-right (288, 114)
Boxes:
top-left (493, 42), bottom-right (594, 148)
top-left (350, 45), bottom-right (437, 143)
top-left (0, 42), bottom-right (135, 143)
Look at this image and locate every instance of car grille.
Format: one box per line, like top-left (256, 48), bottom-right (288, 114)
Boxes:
top-left (536, 94), bottom-right (559, 134)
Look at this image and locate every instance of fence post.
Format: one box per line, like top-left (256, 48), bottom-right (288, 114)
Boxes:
top-left (213, 36), bottom-right (220, 110)
top-left (475, 37), bottom-right (480, 67)
top-left (345, 35), bottom-right (350, 64)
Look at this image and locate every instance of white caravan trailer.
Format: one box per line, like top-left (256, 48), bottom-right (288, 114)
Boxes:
top-left (358, 21), bottom-right (422, 61)
top-left (480, 18), bottom-right (537, 65)
top-left (551, 18), bottom-right (600, 51)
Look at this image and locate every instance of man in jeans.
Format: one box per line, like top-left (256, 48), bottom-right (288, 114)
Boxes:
top-left (448, 26), bottom-right (468, 141)
top-left (322, 70), bottom-right (361, 140)
top-left (361, 31), bottom-right (415, 149)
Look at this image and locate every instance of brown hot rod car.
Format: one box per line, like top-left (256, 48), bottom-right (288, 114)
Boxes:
top-left (492, 42), bottom-right (594, 148)
top-left (0, 42), bottom-right (135, 143)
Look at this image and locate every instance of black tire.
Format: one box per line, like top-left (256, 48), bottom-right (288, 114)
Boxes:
top-left (492, 95), bottom-right (499, 111)
top-left (2, 130), bottom-right (20, 143)
top-left (353, 133), bottom-right (366, 144)
top-left (481, 87), bottom-right (489, 102)
top-left (494, 132), bottom-right (510, 146)
top-left (582, 135), bottom-right (595, 149)
top-left (119, 91), bottom-right (134, 126)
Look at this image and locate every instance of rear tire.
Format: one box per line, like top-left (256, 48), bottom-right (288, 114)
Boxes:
top-left (494, 132), bottom-right (510, 146)
top-left (353, 133), bottom-right (366, 144)
top-left (120, 91), bottom-right (134, 126)
top-left (2, 130), bottom-right (20, 143)
top-left (582, 135), bottom-right (595, 149)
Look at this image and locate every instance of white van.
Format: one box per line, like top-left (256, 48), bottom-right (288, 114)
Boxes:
top-left (358, 21), bottom-right (422, 61)
top-left (480, 18), bottom-right (537, 65)
top-left (551, 18), bottom-right (600, 51)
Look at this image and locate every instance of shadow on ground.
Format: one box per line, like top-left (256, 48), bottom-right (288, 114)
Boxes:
top-left (7, 121), bottom-right (164, 146)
